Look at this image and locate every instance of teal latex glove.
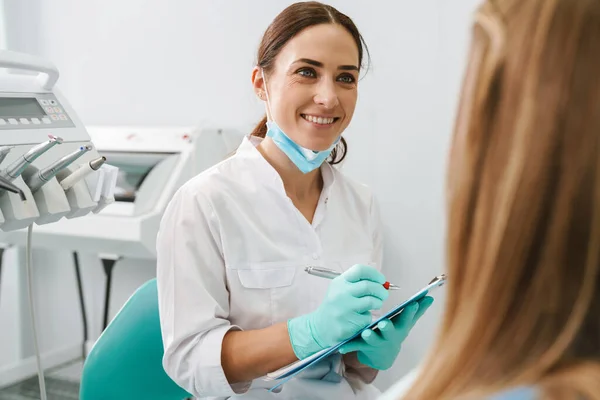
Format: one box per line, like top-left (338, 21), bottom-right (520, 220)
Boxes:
top-left (288, 264), bottom-right (390, 360)
top-left (338, 296), bottom-right (434, 370)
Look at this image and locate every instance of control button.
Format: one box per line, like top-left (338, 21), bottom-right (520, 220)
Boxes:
top-left (0, 119), bottom-right (5, 125)
top-left (42, 118), bottom-right (51, 124)
top-left (49, 100), bottom-right (57, 106)
top-left (50, 114), bottom-right (60, 121)
top-left (19, 118), bottom-right (30, 125)
top-left (40, 99), bottom-right (49, 106)
top-left (53, 107), bottom-right (62, 113)
top-left (8, 118), bottom-right (18, 125)
top-left (45, 106), bottom-right (54, 114)
top-left (31, 118), bottom-right (41, 125)
top-left (59, 114), bottom-right (68, 121)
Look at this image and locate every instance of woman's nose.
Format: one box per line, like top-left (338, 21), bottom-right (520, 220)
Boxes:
top-left (314, 81), bottom-right (340, 109)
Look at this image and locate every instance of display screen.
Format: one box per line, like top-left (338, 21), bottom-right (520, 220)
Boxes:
top-left (0, 98), bottom-right (45, 117)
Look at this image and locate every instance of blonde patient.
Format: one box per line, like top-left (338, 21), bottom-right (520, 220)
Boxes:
top-left (381, 0), bottom-right (600, 399)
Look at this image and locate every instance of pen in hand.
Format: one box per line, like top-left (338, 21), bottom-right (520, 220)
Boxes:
top-left (305, 266), bottom-right (400, 290)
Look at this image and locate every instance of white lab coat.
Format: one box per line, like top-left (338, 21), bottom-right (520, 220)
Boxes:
top-left (156, 135), bottom-right (385, 400)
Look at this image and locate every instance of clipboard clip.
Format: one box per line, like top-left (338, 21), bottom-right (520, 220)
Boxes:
top-left (429, 274), bottom-right (447, 286)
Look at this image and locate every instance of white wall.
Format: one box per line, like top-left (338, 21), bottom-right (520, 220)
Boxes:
top-left (0, 0), bottom-right (480, 392)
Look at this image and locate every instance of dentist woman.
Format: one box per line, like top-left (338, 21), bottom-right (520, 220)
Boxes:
top-left (156, 2), bottom-right (432, 399)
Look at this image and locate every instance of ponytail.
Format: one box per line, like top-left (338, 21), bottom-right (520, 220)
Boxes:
top-left (330, 136), bottom-right (348, 165)
top-left (250, 115), bottom-right (348, 165)
top-left (251, 115), bottom-right (269, 138)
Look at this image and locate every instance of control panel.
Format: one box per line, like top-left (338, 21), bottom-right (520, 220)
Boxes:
top-left (0, 93), bottom-right (75, 130)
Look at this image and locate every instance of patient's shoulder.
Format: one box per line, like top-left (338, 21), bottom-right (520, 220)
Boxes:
top-left (490, 387), bottom-right (538, 400)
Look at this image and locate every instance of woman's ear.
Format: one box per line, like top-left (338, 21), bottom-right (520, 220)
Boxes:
top-left (251, 66), bottom-right (266, 101)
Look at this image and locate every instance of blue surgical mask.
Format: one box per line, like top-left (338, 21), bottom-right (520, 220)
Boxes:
top-left (265, 120), bottom-right (339, 174)
top-left (261, 70), bottom-right (340, 174)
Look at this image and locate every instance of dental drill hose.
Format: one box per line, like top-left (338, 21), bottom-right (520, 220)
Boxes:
top-left (25, 224), bottom-right (48, 400)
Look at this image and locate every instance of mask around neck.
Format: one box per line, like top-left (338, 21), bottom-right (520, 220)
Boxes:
top-left (265, 120), bottom-right (339, 174)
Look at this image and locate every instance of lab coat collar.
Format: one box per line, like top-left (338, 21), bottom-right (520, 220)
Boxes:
top-left (235, 134), bottom-right (336, 194)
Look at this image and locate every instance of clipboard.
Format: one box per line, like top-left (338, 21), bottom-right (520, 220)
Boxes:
top-left (264, 274), bottom-right (447, 392)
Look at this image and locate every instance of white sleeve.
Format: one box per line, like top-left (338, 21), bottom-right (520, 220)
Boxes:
top-left (156, 185), bottom-right (251, 398)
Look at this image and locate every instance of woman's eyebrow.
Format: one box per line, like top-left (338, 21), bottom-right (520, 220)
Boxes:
top-left (292, 58), bottom-right (358, 71)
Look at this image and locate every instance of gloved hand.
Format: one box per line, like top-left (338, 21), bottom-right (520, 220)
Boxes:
top-left (288, 264), bottom-right (390, 360)
top-left (338, 296), bottom-right (434, 370)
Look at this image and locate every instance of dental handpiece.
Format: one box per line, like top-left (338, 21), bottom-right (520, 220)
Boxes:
top-left (0, 134), bottom-right (63, 180)
top-left (59, 156), bottom-right (106, 190)
top-left (26, 144), bottom-right (93, 192)
top-left (0, 146), bottom-right (14, 165)
top-left (0, 175), bottom-right (26, 201)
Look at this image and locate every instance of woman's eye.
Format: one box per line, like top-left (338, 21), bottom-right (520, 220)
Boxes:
top-left (297, 68), bottom-right (317, 78)
top-left (338, 74), bottom-right (356, 84)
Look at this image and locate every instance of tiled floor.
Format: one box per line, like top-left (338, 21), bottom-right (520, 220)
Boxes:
top-left (47, 361), bottom-right (83, 383)
top-left (0, 360), bottom-right (82, 400)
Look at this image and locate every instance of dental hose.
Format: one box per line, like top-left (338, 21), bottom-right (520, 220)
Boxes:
top-left (25, 223), bottom-right (48, 400)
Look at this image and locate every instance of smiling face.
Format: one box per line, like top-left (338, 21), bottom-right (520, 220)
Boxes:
top-left (253, 23), bottom-right (360, 151)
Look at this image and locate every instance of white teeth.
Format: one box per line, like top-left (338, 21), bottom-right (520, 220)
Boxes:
top-left (303, 115), bottom-right (335, 125)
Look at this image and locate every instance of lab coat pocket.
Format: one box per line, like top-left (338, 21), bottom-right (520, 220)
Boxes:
top-left (236, 267), bottom-right (296, 289)
top-left (225, 262), bottom-right (299, 329)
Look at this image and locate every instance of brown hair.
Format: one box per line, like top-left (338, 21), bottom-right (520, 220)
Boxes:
top-left (251, 1), bottom-right (370, 165)
top-left (403, 0), bottom-right (600, 399)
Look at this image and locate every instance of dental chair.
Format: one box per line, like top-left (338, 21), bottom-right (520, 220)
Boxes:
top-left (79, 278), bottom-right (191, 400)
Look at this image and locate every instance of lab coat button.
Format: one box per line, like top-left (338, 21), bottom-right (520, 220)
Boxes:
top-left (312, 253), bottom-right (319, 260)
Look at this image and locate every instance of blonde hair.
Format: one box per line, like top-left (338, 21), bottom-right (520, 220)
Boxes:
top-left (403, 0), bottom-right (600, 399)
